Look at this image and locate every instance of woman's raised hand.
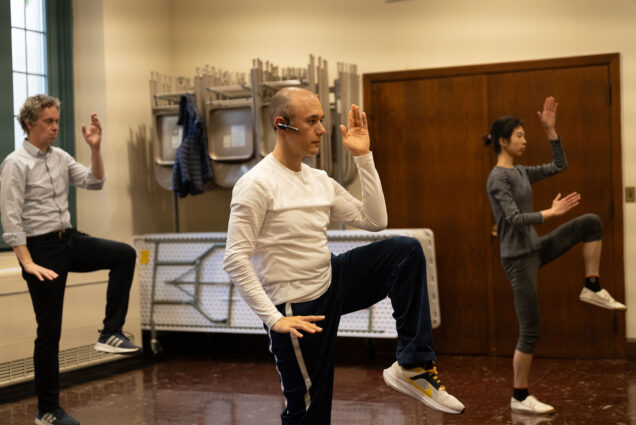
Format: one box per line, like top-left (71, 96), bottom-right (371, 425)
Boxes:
top-left (537, 96), bottom-right (559, 140)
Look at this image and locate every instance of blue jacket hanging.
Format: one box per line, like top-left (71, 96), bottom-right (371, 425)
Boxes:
top-left (173, 94), bottom-right (214, 197)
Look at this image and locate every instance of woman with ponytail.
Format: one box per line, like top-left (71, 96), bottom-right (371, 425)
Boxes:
top-left (485, 96), bottom-right (625, 415)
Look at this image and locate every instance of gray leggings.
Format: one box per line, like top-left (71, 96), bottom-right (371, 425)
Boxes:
top-left (501, 213), bottom-right (603, 354)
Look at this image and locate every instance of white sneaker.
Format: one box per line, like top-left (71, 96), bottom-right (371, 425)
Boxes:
top-left (579, 288), bottom-right (626, 310)
top-left (510, 395), bottom-right (555, 415)
top-left (94, 331), bottom-right (142, 354)
top-left (382, 361), bottom-right (465, 414)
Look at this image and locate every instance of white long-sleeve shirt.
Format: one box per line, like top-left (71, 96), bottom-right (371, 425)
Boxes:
top-left (223, 152), bottom-right (387, 328)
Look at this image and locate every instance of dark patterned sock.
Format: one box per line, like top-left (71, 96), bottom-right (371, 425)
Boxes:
top-left (585, 276), bottom-right (601, 292)
top-left (513, 388), bottom-right (529, 401)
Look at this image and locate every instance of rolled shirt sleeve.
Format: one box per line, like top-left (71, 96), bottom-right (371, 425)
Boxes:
top-left (0, 158), bottom-right (28, 246)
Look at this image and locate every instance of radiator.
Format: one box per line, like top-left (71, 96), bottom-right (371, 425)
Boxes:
top-left (0, 259), bottom-right (142, 389)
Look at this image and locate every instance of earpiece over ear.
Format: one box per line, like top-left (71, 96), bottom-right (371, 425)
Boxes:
top-left (275, 116), bottom-right (300, 132)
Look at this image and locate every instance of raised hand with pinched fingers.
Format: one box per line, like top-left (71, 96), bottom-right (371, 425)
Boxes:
top-left (81, 113), bottom-right (102, 150)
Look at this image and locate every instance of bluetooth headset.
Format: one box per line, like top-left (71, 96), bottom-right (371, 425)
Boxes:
top-left (275, 115), bottom-right (300, 132)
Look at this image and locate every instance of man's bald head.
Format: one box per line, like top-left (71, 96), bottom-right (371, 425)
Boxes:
top-left (270, 87), bottom-right (318, 129)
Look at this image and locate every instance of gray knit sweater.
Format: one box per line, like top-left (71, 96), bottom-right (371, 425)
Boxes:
top-left (487, 138), bottom-right (567, 258)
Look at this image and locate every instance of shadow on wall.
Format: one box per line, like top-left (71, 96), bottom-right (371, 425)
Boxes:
top-left (126, 124), bottom-right (233, 234)
top-left (177, 186), bottom-right (233, 232)
top-left (127, 125), bottom-right (173, 235)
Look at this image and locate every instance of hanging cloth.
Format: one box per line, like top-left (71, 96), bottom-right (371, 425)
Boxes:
top-left (173, 94), bottom-right (214, 197)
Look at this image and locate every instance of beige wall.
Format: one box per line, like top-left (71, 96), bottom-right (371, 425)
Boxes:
top-left (5, 0), bottom-right (634, 351)
top-left (70, 0), bottom-right (178, 351)
top-left (77, 0), bottom-right (176, 240)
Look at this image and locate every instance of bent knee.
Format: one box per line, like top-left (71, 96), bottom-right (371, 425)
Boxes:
top-left (517, 330), bottom-right (539, 354)
top-left (581, 213), bottom-right (603, 241)
top-left (391, 236), bottom-right (424, 257)
top-left (119, 243), bottom-right (137, 264)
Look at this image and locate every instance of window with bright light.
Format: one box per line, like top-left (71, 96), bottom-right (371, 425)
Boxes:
top-left (10, 0), bottom-right (48, 149)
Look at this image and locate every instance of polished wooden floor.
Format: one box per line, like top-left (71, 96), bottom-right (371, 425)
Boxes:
top-left (1, 333), bottom-right (635, 425)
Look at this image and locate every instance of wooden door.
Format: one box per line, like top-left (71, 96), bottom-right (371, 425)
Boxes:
top-left (487, 65), bottom-right (622, 357)
top-left (366, 74), bottom-right (494, 354)
top-left (363, 54), bottom-right (625, 357)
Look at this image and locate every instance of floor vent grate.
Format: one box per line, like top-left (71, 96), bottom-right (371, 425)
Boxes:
top-left (0, 344), bottom-right (121, 388)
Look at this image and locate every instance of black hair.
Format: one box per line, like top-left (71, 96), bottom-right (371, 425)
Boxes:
top-left (483, 116), bottom-right (524, 154)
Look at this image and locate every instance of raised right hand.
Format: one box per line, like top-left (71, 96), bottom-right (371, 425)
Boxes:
top-left (271, 315), bottom-right (326, 338)
top-left (81, 113), bottom-right (102, 150)
top-left (537, 96), bottom-right (559, 140)
top-left (339, 105), bottom-right (370, 156)
top-left (22, 262), bottom-right (59, 282)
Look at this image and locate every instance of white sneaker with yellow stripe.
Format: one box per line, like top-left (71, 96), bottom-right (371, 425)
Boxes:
top-left (382, 361), bottom-right (465, 414)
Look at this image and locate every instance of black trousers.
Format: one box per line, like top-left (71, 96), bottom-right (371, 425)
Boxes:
top-left (266, 236), bottom-right (435, 425)
top-left (501, 213), bottom-right (603, 354)
top-left (22, 229), bottom-right (137, 413)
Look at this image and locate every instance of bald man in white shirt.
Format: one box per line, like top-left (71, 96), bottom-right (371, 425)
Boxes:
top-left (223, 88), bottom-right (464, 424)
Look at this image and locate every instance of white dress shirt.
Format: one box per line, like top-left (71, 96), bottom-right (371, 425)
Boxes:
top-left (0, 140), bottom-right (104, 246)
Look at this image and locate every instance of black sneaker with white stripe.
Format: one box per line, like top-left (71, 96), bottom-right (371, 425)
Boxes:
top-left (35, 407), bottom-right (80, 425)
top-left (94, 330), bottom-right (141, 354)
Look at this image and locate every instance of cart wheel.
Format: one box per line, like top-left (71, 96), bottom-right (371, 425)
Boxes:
top-left (151, 338), bottom-right (164, 358)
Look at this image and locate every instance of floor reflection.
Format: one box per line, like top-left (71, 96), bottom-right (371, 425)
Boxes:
top-left (510, 412), bottom-right (555, 425)
top-left (1, 353), bottom-right (635, 424)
